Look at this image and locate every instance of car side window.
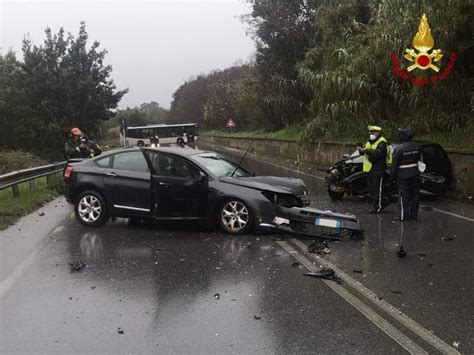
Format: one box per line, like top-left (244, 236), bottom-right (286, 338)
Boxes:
top-left (148, 152), bottom-right (200, 179)
top-left (112, 151), bottom-right (149, 173)
top-left (95, 156), bottom-right (111, 168)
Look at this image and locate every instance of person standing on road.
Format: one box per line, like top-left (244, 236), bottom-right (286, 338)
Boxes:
top-left (357, 125), bottom-right (391, 214)
top-left (390, 129), bottom-right (421, 221)
top-left (64, 127), bottom-right (101, 159)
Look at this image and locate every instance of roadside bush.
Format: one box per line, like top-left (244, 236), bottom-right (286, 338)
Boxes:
top-left (0, 150), bottom-right (48, 175)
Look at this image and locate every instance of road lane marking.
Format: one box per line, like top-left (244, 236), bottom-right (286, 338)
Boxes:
top-left (420, 205), bottom-right (474, 222)
top-left (0, 250), bottom-right (38, 300)
top-left (289, 239), bottom-right (461, 355)
top-left (277, 240), bottom-right (428, 354)
top-left (216, 145), bottom-right (473, 223)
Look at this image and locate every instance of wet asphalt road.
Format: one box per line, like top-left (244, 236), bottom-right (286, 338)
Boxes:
top-left (1, 144), bottom-right (473, 353)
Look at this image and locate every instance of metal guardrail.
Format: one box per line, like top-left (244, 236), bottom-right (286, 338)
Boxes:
top-left (0, 162), bottom-right (66, 197)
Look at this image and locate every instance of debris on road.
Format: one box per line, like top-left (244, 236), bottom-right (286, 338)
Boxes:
top-left (91, 286), bottom-right (96, 290)
top-left (254, 315), bottom-right (261, 320)
top-left (69, 259), bottom-right (86, 273)
top-left (292, 262), bottom-right (303, 269)
top-left (441, 236), bottom-right (454, 241)
top-left (397, 246), bottom-right (407, 258)
top-left (391, 290), bottom-right (403, 295)
top-left (352, 270), bottom-right (363, 274)
top-left (303, 268), bottom-right (342, 284)
top-left (308, 240), bottom-right (330, 255)
top-left (38, 212), bottom-right (45, 216)
top-left (117, 328), bottom-right (124, 335)
top-left (213, 293), bottom-right (220, 300)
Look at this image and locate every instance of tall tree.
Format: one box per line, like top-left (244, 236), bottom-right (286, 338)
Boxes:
top-left (242, 0), bottom-right (320, 128)
top-left (0, 22), bottom-right (127, 157)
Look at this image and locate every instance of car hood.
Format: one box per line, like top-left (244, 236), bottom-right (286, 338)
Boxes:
top-left (219, 176), bottom-right (307, 196)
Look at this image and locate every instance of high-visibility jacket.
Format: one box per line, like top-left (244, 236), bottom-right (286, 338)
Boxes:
top-left (363, 137), bottom-right (392, 172)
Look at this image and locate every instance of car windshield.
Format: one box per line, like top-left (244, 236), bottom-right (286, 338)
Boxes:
top-left (192, 153), bottom-right (250, 177)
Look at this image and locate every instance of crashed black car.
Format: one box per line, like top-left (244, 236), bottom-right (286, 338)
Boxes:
top-left (325, 142), bottom-right (451, 200)
top-left (64, 146), bottom-right (362, 238)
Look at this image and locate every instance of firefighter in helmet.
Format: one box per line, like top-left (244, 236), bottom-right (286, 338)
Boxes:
top-left (64, 127), bottom-right (101, 159)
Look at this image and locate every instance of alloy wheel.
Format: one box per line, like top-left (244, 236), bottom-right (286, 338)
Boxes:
top-left (221, 201), bottom-right (249, 232)
top-left (78, 195), bottom-right (102, 223)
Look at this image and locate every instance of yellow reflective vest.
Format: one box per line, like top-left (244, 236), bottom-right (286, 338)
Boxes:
top-left (363, 137), bottom-right (392, 172)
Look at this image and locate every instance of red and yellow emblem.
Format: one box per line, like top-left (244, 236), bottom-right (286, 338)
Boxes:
top-left (404, 14), bottom-right (443, 72)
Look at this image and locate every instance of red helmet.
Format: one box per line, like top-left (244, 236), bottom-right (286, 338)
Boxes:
top-left (71, 127), bottom-right (82, 136)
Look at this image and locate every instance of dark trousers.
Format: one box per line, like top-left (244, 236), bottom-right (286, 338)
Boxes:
top-left (368, 175), bottom-right (388, 211)
top-left (398, 176), bottom-right (420, 221)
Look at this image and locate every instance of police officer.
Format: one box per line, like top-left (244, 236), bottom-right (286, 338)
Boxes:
top-left (64, 127), bottom-right (101, 159)
top-left (390, 129), bottom-right (421, 221)
top-left (357, 126), bottom-right (391, 213)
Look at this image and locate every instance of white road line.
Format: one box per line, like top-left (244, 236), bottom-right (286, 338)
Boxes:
top-left (290, 239), bottom-right (461, 355)
top-left (0, 250), bottom-right (38, 300)
top-left (277, 241), bottom-right (428, 354)
top-left (420, 205), bottom-right (474, 222)
top-left (214, 145), bottom-right (473, 223)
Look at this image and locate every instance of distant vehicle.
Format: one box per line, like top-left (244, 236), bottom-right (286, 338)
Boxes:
top-left (64, 146), bottom-right (363, 238)
top-left (325, 142), bottom-right (451, 200)
top-left (123, 123), bottom-right (199, 147)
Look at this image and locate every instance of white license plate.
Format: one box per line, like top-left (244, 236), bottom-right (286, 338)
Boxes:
top-left (315, 218), bottom-right (340, 228)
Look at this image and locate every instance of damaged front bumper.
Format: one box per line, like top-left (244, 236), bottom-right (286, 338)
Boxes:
top-left (261, 205), bottom-right (364, 239)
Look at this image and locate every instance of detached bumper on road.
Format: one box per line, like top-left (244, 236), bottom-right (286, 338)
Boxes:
top-left (261, 206), bottom-right (363, 239)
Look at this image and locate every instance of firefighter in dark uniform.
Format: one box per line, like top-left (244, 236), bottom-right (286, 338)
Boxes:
top-left (357, 126), bottom-right (392, 213)
top-left (390, 129), bottom-right (421, 221)
top-left (64, 127), bottom-right (101, 159)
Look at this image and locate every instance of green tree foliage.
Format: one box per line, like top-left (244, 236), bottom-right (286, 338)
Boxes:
top-left (169, 65), bottom-right (265, 130)
top-left (242, 0), bottom-right (320, 128)
top-left (204, 0), bottom-right (469, 142)
top-left (169, 76), bottom-right (209, 124)
top-left (298, 0), bottom-right (473, 142)
top-left (104, 101), bottom-right (169, 130)
top-left (0, 23), bottom-right (127, 158)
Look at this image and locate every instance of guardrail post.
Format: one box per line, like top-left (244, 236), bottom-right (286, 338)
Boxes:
top-left (46, 174), bottom-right (52, 186)
top-left (12, 184), bottom-right (20, 198)
top-left (29, 179), bottom-right (36, 190)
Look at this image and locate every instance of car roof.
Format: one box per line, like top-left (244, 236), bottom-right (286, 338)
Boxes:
top-left (143, 146), bottom-right (211, 156)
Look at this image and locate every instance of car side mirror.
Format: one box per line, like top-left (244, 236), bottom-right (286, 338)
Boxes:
top-left (199, 171), bottom-right (208, 182)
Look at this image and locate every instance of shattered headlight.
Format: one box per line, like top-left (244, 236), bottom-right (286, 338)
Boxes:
top-left (330, 168), bottom-right (340, 176)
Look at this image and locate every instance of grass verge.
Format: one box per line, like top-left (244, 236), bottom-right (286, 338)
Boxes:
top-left (0, 174), bottom-right (64, 230)
top-left (204, 126), bottom-right (303, 141)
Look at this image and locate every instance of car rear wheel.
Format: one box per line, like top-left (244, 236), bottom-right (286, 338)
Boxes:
top-left (218, 199), bottom-right (254, 235)
top-left (177, 137), bottom-right (184, 145)
top-left (75, 191), bottom-right (109, 227)
top-left (137, 140), bottom-right (145, 147)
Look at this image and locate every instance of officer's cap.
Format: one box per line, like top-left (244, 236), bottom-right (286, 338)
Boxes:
top-left (368, 125), bottom-right (382, 132)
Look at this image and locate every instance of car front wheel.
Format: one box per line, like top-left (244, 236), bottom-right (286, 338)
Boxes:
top-left (218, 199), bottom-right (254, 235)
top-left (75, 191), bottom-right (109, 227)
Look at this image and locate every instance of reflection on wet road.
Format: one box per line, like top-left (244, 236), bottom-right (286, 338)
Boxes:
top-left (0, 143), bottom-right (472, 353)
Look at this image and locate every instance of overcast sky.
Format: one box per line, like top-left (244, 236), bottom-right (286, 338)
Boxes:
top-left (1, 0), bottom-right (256, 109)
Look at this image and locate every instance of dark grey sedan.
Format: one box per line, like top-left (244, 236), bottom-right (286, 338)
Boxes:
top-left (64, 146), bottom-right (362, 237)
top-left (64, 146), bottom-right (310, 234)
